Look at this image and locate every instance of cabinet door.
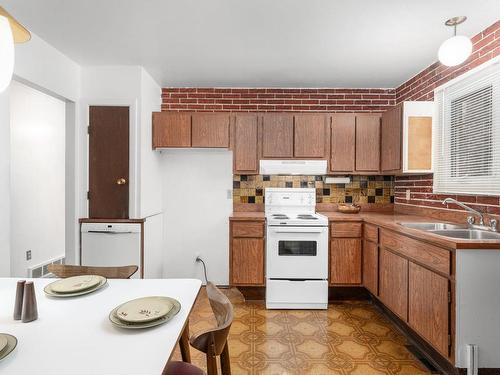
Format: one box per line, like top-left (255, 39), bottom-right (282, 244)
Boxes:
top-left (191, 113), bottom-right (230, 148)
top-left (379, 248), bottom-right (408, 321)
top-left (409, 262), bottom-right (450, 356)
top-left (330, 114), bottom-right (355, 172)
top-left (363, 240), bottom-right (378, 295)
top-left (262, 113), bottom-right (294, 158)
top-left (233, 114), bottom-right (259, 174)
top-left (294, 114), bottom-right (327, 158)
top-left (152, 112), bottom-right (191, 148)
top-left (330, 239), bottom-right (362, 284)
top-left (355, 115), bottom-right (381, 172)
top-left (231, 238), bottom-right (264, 285)
top-left (381, 105), bottom-right (402, 172)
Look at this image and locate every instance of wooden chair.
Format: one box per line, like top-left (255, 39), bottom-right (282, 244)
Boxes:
top-left (189, 282), bottom-right (234, 375)
top-left (163, 361), bottom-right (206, 375)
top-left (47, 264), bottom-right (138, 279)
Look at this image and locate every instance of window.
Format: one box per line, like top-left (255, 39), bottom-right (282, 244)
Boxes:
top-left (434, 60), bottom-right (500, 195)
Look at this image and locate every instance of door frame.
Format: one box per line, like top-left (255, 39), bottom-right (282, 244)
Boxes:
top-left (81, 99), bottom-right (139, 221)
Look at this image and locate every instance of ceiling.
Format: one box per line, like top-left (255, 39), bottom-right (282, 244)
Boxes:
top-left (3, 0), bottom-right (499, 88)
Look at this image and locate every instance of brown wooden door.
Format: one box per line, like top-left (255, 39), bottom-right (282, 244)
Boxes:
top-left (379, 248), bottom-right (408, 321)
top-left (381, 105), bottom-right (402, 172)
top-left (152, 112), bottom-right (191, 148)
top-left (294, 114), bottom-right (327, 158)
top-left (355, 114), bottom-right (381, 172)
top-left (330, 239), bottom-right (362, 284)
top-left (408, 262), bottom-right (450, 356)
top-left (89, 106), bottom-right (129, 219)
top-left (330, 114), bottom-right (356, 172)
top-left (261, 113), bottom-right (294, 158)
top-left (191, 113), bottom-right (230, 148)
top-left (232, 114), bottom-right (259, 174)
top-left (363, 240), bottom-right (378, 295)
top-left (231, 238), bottom-right (264, 285)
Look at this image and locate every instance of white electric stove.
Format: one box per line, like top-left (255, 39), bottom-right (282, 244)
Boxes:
top-left (265, 188), bottom-right (329, 309)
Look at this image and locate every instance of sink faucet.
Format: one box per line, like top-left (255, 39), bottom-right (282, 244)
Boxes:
top-left (442, 198), bottom-right (485, 226)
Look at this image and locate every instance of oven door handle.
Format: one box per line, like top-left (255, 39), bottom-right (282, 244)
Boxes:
top-left (272, 228), bottom-right (325, 234)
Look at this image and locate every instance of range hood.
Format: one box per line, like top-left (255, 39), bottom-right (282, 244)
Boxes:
top-left (259, 160), bottom-right (327, 175)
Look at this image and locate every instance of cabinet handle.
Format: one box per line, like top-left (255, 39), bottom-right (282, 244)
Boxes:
top-left (116, 178), bottom-right (127, 185)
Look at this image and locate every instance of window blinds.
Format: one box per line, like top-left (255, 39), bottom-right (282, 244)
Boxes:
top-left (434, 61), bottom-right (500, 195)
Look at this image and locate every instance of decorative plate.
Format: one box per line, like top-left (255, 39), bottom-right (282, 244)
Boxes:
top-left (49, 275), bottom-right (101, 294)
top-left (0, 335), bottom-right (7, 354)
top-left (0, 334), bottom-right (18, 362)
top-left (109, 297), bottom-right (180, 329)
top-left (116, 296), bottom-right (174, 323)
top-left (44, 276), bottom-right (107, 298)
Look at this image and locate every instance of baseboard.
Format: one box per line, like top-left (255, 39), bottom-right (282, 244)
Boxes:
top-left (457, 369), bottom-right (500, 375)
top-left (235, 285), bottom-right (370, 302)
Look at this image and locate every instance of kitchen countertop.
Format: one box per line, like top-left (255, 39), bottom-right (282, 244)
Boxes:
top-left (230, 211), bottom-right (500, 250)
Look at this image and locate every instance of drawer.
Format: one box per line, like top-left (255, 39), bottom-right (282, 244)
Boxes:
top-left (232, 221), bottom-right (264, 238)
top-left (330, 222), bottom-right (362, 238)
top-left (379, 229), bottom-right (450, 275)
top-left (364, 224), bottom-right (379, 243)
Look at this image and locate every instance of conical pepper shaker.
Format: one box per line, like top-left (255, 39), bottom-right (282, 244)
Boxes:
top-left (13, 280), bottom-right (26, 320)
top-left (21, 281), bottom-right (38, 323)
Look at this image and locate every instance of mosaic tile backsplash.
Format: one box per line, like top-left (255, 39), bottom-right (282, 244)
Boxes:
top-left (233, 175), bottom-right (394, 204)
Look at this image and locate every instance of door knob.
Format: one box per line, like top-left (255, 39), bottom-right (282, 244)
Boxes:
top-left (116, 178), bottom-right (127, 185)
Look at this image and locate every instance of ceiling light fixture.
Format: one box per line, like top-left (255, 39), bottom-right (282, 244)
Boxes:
top-left (438, 16), bottom-right (472, 67)
top-left (0, 7), bottom-right (31, 93)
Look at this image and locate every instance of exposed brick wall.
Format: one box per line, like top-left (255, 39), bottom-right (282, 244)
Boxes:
top-left (395, 20), bottom-right (500, 103)
top-left (161, 88), bottom-right (396, 112)
top-left (394, 20), bottom-right (500, 216)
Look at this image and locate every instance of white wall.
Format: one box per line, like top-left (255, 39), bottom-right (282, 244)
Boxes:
top-left (0, 90), bottom-right (10, 277)
top-left (10, 81), bottom-right (66, 276)
top-left (161, 149), bottom-right (233, 285)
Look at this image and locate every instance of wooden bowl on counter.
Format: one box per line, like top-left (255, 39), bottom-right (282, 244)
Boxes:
top-left (337, 204), bottom-right (361, 214)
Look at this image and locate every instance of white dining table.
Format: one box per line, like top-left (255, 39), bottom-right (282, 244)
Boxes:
top-left (0, 277), bottom-right (202, 375)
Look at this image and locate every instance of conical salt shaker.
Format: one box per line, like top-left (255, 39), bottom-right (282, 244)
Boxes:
top-left (13, 280), bottom-right (26, 320)
top-left (21, 281), bottom-right (38, 323)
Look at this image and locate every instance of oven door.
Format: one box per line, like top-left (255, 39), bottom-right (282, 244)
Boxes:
top-left (266, 226), bottom-right (328, 279)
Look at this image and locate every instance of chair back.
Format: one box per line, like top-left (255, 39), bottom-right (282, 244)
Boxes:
top-left (190, 282), bottom-right (234, 356)
top-left (47, 264), bottom-right (138, 279)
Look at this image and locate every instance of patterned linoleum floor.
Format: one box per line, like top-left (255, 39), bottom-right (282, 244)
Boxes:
top-left (172, 289), bottom-right (434, 375)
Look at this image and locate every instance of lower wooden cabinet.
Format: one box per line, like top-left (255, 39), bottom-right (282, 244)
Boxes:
top-left (230, 220), bottom-right (265, 286)
top-left (379, 248), bottom-right (408, 321)
top-left (408, 262), bottom-right (450, 356)
top-left (330, 238), bottom-right (362, 284)
top-left (362, 240), bottom-right (378, 295)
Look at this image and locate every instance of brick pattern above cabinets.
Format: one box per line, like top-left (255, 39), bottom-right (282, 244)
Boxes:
top-left (162, 88), bottom-right (396, 113)
top-left (233, 175), bottom-right (394, 205)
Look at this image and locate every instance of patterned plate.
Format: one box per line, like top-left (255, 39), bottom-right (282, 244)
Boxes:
top-left (109, 297), bottom-right (181, 329)
top-left (44, 276), bottom-right (107, 298)
top-left (49, 275), bottom-right (101, 293)
top-left (116, 296), bottom-right (174, 323)
top-left (0, 335), bottom-right (6, 354)
top-left (0, 334), bottom-right (17, 362)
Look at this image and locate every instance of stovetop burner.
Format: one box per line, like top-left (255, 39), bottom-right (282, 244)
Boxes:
top-left (272, 214), bottom-right (290, 219)
top-left (296, 214), bottom-right (318, 220)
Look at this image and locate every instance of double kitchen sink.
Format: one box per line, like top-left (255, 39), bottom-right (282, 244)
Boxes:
top-left (399, 222), bottom-right (500, 240)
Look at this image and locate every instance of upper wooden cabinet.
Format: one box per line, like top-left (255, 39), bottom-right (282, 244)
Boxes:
top-left (330, 114), bottom-right (356, 172)
top-left (381, 101), bottom-right (433, 174)
top-left (191, 113), bottom-right (230, 148)
top-left (152, 112), bottom-right (191, 148)
top-left (261, 113), bottom-right (294, 158)
top-left (355, 114), bottom-right (381, 172)
top-left (294, 114), bottom-right (328, 158)
top-left (232, 114), bottom-right (259, 174)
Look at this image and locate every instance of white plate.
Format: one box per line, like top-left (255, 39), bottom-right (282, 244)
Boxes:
top-left (109, 297), bottom-right (180, 329)
top-left (44, 276), bottom-right (107, 298)
top-left (49, 275), bottom-right (101, 294)
top-left (116, 296), bottom-right (174, 323)
top-left (0, 334), bottom-right (17, 362)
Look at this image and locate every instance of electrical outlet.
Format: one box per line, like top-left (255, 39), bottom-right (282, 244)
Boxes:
top-left (26, 250), bottom-right (32, 261)
top-left (227, 189), bottom-right (233, 199)
top-left (406, 189), bottom-right (411, 201)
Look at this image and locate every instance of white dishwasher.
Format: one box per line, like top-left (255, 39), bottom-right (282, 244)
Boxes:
top-left (81, 222), bottom-right (142, 278)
